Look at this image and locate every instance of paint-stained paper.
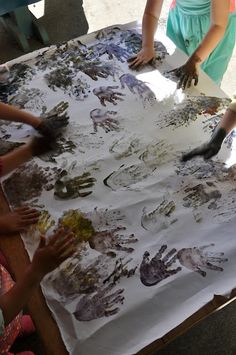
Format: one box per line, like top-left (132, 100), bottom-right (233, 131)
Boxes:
top-left (1, 23), bottom-right (236, 355)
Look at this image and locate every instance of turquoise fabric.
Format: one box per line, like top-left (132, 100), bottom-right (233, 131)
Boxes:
top-left (167, 0), bottom-right (236, 85)
top-left (0, 0), bottom-right (40, 16)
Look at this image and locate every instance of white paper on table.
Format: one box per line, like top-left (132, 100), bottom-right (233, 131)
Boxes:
top-left (1, 22), bottom-right (235, 355)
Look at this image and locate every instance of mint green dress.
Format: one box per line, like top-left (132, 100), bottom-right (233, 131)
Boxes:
top-left (167, 0), bottom-right (236, 85)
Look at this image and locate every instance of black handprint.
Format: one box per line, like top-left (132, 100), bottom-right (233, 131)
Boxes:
top-left (140, 245), bottom-right (181, 286)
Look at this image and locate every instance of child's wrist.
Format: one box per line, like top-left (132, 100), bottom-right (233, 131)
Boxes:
top-left (26, 265), bottom-right (43, 285)
top-left (188, 53), bottom-right (202, 67)
top-left (26, 115), bottom-right (42, 129)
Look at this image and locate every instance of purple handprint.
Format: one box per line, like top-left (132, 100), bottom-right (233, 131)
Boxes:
top-left (90, 108), bottom-right (120, 132)
top-left (140, 245), bottom-right (181, 286)
top-left (93, 42), bottom-right (130, 62)
top-left (93, 85), bottom-right (125, 106)
top-left (119, 73), bottom-right (155, 104)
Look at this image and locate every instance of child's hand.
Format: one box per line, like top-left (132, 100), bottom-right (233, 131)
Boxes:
top-left (31, 228), bottom-right (75, 280)
top-left (28, 136), bottom-right (54, 156)
top-left (127, 47), bottom-right (155, 70)
top-left (182, 127), bottom-right (227, 161)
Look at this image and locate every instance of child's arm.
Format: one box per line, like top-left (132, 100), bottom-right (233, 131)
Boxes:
top-left (0, 102), bottom-right (41, 128)
top-left (128, 0), bottom-right (164, 69)
top-left (0, 228), bottom-right (75, 325)
top-left (0, 136), bottom-right (52, 176)
top-left (174, 0), bottom-right (230, 89)
top-left (182, 101), bottom-right (236, 161)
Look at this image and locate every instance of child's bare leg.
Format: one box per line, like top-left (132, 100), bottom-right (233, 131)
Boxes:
top-left (0, 207), bottom-right (40, 234)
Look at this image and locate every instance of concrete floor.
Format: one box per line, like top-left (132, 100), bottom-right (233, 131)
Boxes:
top-left (0, 1), bottom-right (236, 354)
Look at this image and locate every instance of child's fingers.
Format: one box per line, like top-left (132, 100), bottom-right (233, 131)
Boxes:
top-left (58, 246), bottom-right (76, 262)
top-left (15, 206), bottom-right (36, 213)
top-left (55, 232), bottom-right (75, 248)
top-left (57, 237), bottom-right (76, 255)
top-left (20, 216), bottom-right (40, 226)
top-left (49, 227), bottom-right (66, 244)
top-left (21, 211), bottom-right (40, 220)
top-left (127, 56), bottom-right (137, 63)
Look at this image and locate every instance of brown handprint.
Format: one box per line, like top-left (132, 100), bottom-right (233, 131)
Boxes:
top-left (140, 245), bottom-right (181, 286)
top-left (90, 108), bottom-right (120, 132)
top-left (177, 244), bottom-right (228, 277)
top-left (73, 283), bottom-right (124, 321)
top-left (93, 86), bottom-right (125, 106)
top-left (89, 227), bottom-right (138, 257)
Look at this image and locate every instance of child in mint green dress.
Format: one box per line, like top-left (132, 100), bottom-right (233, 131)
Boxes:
top-left (129, 0), bottom-right (236, 88)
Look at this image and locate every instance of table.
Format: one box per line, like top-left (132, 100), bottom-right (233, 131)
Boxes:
top-left (1, 22), bottom-right (235, 355)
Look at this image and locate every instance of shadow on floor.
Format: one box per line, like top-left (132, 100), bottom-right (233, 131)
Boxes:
top-left (0, 0), bottom-right (88, 63)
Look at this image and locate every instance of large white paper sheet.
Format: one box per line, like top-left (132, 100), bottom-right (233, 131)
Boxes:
top-left (1, 22), bottom-right (236, 355)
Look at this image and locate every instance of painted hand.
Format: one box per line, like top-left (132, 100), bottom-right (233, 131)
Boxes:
top-left (182, 128), bottom-right (227, 161)
top-left (127, 47), bottom-right (155, 69)
top-left (140, 245), bottom-right (181, 286)
top-left (38, 102), bottom-right (69, 139)
top-left (168, 60), bottom-right (199, 90)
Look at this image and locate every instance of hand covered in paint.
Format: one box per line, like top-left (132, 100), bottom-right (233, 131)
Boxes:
top-left (140, 245), bottom-right (181, 286)
top-left (73, 283), bottom-right (124, 321)
top-left (36, 115), bottom-right (66, 139)
top-left (182, 127), bottom-right (227, 161)
top-left (31, 228), bottom-right (76, 280)
top-left (169, 59), bottom-right (199, 90)
top-left (90, 109), bottom-right (120, 132)
top-left (128, 47), bottom-right (155, 70)
top-left (28, 136), bottom-right (54, 156)
top-left (37, 102), bottom-right (69, 139)
top-left (93, 86), bottom-right (125, 106)
top-left (177, 244), bottom-right (228, 277)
